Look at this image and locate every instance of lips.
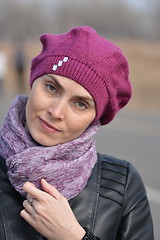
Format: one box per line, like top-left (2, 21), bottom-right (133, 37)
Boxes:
top-left (39, 118), bottom-right (61, 132)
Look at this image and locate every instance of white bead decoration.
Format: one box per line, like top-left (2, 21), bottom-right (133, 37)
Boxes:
top-left (58, 60), bottom-right (63, 66)
top-left (63, 57), bottom-right (68, 62)
top-left (52, 56), bottom-right (68, 71)
top-left (52, 65), bottom-right (57, 71)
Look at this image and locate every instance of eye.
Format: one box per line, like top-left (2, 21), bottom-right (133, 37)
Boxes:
top-left (76, 101), bottom-right (88, 110)
top-left (45, 83), bottom-right (57, 93)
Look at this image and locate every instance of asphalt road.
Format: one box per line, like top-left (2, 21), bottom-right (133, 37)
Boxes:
top-left (0, 96), bottom-right (160, 239)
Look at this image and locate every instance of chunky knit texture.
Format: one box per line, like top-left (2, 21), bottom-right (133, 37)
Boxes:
top-left (0, 96), bottom-right (100, 200)
top-left (30, 26), bottom-right (132, 125)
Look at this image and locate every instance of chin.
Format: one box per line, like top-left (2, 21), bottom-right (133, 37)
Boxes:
top-left (33, 136), bottom-right (60, 147)
top-left (34, 137), bottom-right (53, 146)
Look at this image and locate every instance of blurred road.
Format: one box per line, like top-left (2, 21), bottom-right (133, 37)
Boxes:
top-left (0, 96), bottom-right (160, 239)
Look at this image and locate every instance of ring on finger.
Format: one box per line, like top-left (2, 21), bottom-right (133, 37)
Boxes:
top-left (28, 197), bottom-right (33, 206)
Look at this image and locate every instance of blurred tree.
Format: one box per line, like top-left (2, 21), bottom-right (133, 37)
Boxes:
top-left (0, 0), bottom-right (56, 41)
top-left (0, 0), bottom-right (160, 41)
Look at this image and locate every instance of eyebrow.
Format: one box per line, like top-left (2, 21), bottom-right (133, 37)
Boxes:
top-left (46, 74), bottom-right (95, 103)
top-left (74, 95), bottom-right (95, 103)
top-left (46, 74), bottom-right (62, 90)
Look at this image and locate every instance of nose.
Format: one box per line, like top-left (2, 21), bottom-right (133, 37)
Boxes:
top-left (48, 99), bottom-right (66, 120)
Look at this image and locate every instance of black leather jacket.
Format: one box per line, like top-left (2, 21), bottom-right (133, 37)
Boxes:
top-left (0, 154), bottom-right (154, 240)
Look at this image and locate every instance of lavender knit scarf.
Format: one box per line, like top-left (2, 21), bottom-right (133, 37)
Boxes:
top-left (0, 95), bottom-right (100, 200)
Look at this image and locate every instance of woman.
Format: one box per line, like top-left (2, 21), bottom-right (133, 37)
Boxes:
top-left (0, 26), bottom-right (154, 240)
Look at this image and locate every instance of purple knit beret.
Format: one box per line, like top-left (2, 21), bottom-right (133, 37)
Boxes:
top-left (30, 25), bottom-right (132, 125)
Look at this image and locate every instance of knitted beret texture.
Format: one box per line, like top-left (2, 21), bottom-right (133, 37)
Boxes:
top-left (30, 25), bottom-right (132, 125)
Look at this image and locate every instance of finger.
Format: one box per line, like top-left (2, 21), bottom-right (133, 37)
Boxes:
top-left (20, 209), bottom-right (35, 227)
top-left (23, 182), bottom-right (46, 201)
top-left (23, 199), bottom-right (39, 222)
top-left (41, 178), bottom-right (63, 200)
top-left (26, 196), bottom-right (36, 208)
top-left (23, 199), bottom-right (35, 212)
top-left (22, 200), bottom-right (33, 216)
top-left (27, 193), bottom-right (34, 202)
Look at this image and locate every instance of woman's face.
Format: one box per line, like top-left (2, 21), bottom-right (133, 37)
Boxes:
top-left (26, 74), bottom-right (96, 146)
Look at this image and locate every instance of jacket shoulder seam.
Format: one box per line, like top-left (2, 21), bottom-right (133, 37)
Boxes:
top-left (98, 153), bottom-right (128, 207)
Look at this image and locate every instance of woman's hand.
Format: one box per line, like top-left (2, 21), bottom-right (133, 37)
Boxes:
top-left (20, 179), bottom-right (85, 240)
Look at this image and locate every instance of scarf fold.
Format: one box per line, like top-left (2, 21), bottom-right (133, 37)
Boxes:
top-left (0, 95), bottom-right (100, 200)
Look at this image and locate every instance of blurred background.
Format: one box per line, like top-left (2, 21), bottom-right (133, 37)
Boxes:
top-left (0, 0), bottom-right (159, 239)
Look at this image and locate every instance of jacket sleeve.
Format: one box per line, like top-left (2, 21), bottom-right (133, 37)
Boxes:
top-left (117, 163), bottom-right (154, 240)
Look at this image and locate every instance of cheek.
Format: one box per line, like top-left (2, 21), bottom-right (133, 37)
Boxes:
top-left (69, 115), bottom-right (95, 135)
top-left (26, 95), bottom-right (40, 120)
